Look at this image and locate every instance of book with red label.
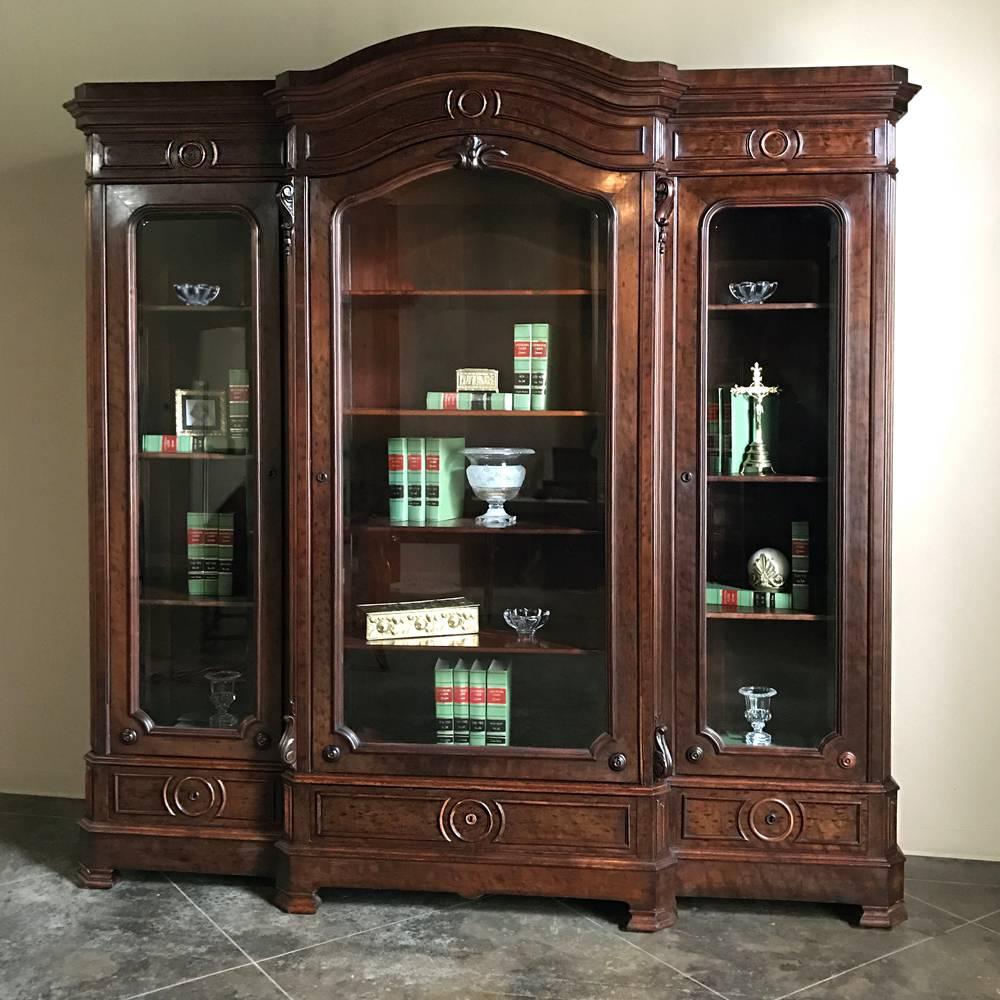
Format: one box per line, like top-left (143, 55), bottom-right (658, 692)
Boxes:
top-left (405, 437), bottom-right (426, 526)
top-left (186, 512), bottom-right (214, 596)
top-left (486, 658), bottom-right (511, 747)
top-left (468, 659), bottom-right (488, 747)
top-left (452, 658), bottom-right (470, 745)
top-left (388, 437), bottom-right (408, 524)
top-left (513, 324), bottom-right (532, 411)
top-left (434, 658), bottom-right (454, 744)
top-left (530, 323), bottom-right (550, 410)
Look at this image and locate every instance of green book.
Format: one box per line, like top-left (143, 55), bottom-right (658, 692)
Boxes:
top-left (186, 512), bottom-right (215, 597)
top-left (486, 658), bottom-right (511, 747)
top-left (405, 437), bottom-right (426, 526)
top-left (452, 658), bottom-right (470, 745)
top-left (388, 437), bottom-right (408, 524)
top-left (468, 659), bottom-right (488, 747)
top-left (425, 391), bottom-right (514, 410)
top-left (513, 324), bottom-right (532, 411)
top-left (706, 582), bottom-right (791, 610)
top-left (227, 368), bottom-right (250, 451)
top-left (530, 323), bottom-right (550, 410)
top-left (217, 512), bottom-right (234, 597)
top-left (424, 436), bottom-right (466, 523)
top-left (434, 658), bottom-right (455, 744)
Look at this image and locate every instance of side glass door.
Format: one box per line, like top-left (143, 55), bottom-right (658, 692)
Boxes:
top-left (105, 184), bottom-right (281, 757)
top-left (310, 150), bottom-right (642, 782)
top-left (675, 175), bottom-right (872, 779)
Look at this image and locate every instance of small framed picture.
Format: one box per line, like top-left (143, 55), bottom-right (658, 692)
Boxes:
top-left (175, 389), bottom-right (227, 435)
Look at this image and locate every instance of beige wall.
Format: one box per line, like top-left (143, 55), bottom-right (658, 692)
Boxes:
top-left (1, 0), bottom-right (996, 860)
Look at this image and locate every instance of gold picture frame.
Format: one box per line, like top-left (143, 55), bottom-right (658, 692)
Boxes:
top-left (175, 388), bottom-right (227, 436)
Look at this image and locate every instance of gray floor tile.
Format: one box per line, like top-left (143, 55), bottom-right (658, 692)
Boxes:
top-left (126, 965), bottom-right (285, 1000)
top-left (906, 854), bottom-right (1000, 886)
top-left (261, 895), bottom-right (716, 999)
top-left (0, 871), bottom-right (248, 1000)
top-left (792, 922), bottom-right (1000, 999)
top-left (576, 894), bottom-right (962, 1000)
top-left (0, 793), bottom-right (84, 819)
top-left (171, 873), bottom-right (463, 961)
top-left (907, 877), bottom-right (1000, 920)
top-left (0, 812), bottom-right (78, 885)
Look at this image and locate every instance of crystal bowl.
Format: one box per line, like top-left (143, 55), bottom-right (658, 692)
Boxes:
top-left (462, 447), bottom-right (535, 528)
top-left (728, 281), bottom-right (778, 305)
top-left (503, 607), bottom-right (550, 640)
top-left (174, 283), bottom-right (221, 306)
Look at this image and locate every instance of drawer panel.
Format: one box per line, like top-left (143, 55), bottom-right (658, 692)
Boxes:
top-left (679, 789), bottom-right (866, 852)
top-left (111, 769), bottom-right (280, 828)
top-left (315, 788), bottom-right (635, 855)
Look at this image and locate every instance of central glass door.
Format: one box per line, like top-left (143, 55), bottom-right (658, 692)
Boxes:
top-left (316, 158), bottom-right (641, 779)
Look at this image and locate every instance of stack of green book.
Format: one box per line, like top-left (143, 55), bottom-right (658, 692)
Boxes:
top-left (434, 657), bottom-right (510, 746)
top-left (425, 391), bottom-right (513, 410)
top-left (706, 582), bottom-right (791, 609)
top-left (708, 386), bottom-right (778, 475)
top-left (388, 437), bottom-right (466, 525)
top-left (513, 323), bottom-right (551, 410)
top-left (186, 512), bottom-right (235, 596)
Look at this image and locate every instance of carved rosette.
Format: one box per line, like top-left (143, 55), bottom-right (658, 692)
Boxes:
top-left (162, 775), bottom-right (226, 819)
top-left (438, 797), bottom-right (504, 844)
top-left (166, 138), bottom-right (219, 169)
top-left (445, 88), bottom-right (502, 120)
top-left (738, 797), bottom-right (800, 843)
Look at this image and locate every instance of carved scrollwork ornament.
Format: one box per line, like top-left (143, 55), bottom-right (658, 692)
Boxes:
top-left (279, 713), bottom-right (296, 768)
top-left (447, 134), bottom-right (508, 170)
top-left (276, 182), bottom-right (294, 256)
top-left (653, 725), bottom-right (673, 779)
top-left (654, 176), bottom-right (675, 255)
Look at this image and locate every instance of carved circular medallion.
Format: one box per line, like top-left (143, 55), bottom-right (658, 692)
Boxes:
top-left (163, 775), bottom-right (225, 819)
top-left (745, 797), bottom-right (797, 842)
top-left (440, 798), bottom-right (503, 844)
top-left (457, 89), bottom-right (489, 118)
top-left (760, 129), bottom-right (791, 159)
top-left (177, 141), bottom-right (208, 168)
top-left (838, 750), bottom-right (858, 769)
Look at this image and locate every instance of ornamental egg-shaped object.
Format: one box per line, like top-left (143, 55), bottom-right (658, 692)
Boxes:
top-left (747, 548), bottom-right (789, 592)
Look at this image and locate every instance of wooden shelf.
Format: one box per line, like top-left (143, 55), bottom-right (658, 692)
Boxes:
top-left (354, 517), bottom-right (601, 537)
top-left (347, 408), bottom-right (598, 418)
top-left (707, 475), bottom-right (826, 484)
top-left (347, 288), bottom-right (598, 298)
top-left (140, 588), bottom-right (255, 609)
top-left (345, 627), bottom-right (595, 655)
top-left (140, 304), bottom-right (252, 313)
top-left (708, 302), bottom-right (827, 312)
top-left (706, 604), bottom-right (830, 621)
top-left (139, 452), bottom-right (252, 461)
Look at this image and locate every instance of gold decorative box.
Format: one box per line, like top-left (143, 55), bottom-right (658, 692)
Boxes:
top-left (357, 597), bottom-right (479, 641)
top-left (456, 368), bottom-right (500, 393)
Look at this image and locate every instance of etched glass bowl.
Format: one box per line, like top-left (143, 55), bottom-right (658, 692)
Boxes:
top-left (174, 283), bottom-right (221, 306)
top-left (462, 447), bottom-right (535, 528)
top-left (503, 607), bottom-right (550, 640)
top-left (728, 280), bottom-right (778, 305)
top-left (739, 685), bottom-right (777, 746)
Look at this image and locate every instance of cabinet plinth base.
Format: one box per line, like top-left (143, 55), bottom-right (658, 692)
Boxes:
top-left (860, 901), bottom-right (908, 928)
top-left (77, 863), bottom-right (115, 890)
top-left (274, 887), bottom-right (320, 914)
top-left (626, 906), bottom-right (677, 932)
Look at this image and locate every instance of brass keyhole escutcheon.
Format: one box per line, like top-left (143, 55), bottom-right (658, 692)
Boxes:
top-left (465, 813), bottom-right (478, 826)
top-left (188, 791), bottom-right (200, 802)
top-left (765, 812), bottom-right (777, 825)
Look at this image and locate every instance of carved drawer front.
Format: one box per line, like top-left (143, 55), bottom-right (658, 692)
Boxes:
top-left (667, 119), bottom-right (887, 172)
top-left (111, 770), bottom-right (279, 827)
top-left (680, 791), bottom-right (866, 852)
top-left (315, 788), bottom-right (635, 855)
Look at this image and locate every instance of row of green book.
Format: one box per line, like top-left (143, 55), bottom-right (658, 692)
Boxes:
top-left (388, 437), bottom-right (466, 526)
top-left (186, 512), bottom-right (235, 596)
top-left (707, 520), bottom-right (811, 611)
top-left (513, 323), bottom-right (550, 410)
top-left (434, 657), bottom-right (510, 746)
top-left (707, 385), bottom-right (778, 475)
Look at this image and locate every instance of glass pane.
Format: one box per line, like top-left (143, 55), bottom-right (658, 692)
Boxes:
top-left (136, 212), bottom-right (258, 730)
top-left (338, 169), bottom-right (610, 750)
top-left (704, 206), bottom-right (840, 749)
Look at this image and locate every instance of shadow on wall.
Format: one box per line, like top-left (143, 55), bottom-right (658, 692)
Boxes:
top-left (0, 153), bottom-right (91, 798)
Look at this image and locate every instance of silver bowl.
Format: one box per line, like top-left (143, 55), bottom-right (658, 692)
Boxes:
top-left (728, 281), bottom-right (778, 305)
top-left (174, 283), bottom-right (221, 306)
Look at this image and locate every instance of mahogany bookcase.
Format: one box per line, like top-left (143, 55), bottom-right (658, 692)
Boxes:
top-left (66, 28), bottom-right (918, 930)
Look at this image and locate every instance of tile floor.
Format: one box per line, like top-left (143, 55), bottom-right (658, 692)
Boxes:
top-left (1, 793), bottom-right (998, 999)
